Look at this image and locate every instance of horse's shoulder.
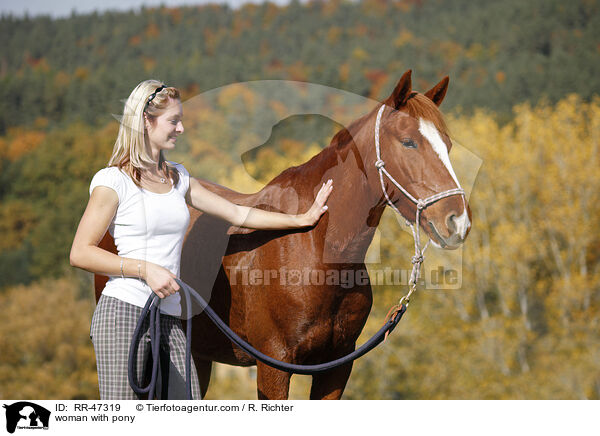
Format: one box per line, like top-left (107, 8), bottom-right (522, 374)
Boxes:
top-left (196, 174), bottom-right (306, 207)
top-left (196, 178), bottom-right (259, 205)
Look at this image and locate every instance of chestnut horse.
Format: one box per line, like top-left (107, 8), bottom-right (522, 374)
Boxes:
top-left (95, 70), bottom-right (471, 399)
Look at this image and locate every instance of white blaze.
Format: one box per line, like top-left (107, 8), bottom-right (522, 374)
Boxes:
top-left (418, 118), bottom-right (470, 239)
top-left (418, 118), bottom-right (461, 189)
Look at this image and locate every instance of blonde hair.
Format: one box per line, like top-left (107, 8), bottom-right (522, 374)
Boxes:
top-left (108, 79), bottom-right (180, 187)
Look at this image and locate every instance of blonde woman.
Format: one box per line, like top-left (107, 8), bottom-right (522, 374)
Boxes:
top-left (70, 80), bottom-right (333, 400)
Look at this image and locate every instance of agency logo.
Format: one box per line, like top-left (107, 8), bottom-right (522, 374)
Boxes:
top-left (2, 402), bottom-right (50, 434)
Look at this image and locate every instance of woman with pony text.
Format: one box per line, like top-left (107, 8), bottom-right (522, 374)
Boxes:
top-left (69, 80), bottom-right (333, 400)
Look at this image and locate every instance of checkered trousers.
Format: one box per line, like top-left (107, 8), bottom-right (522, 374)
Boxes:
top-left (90, 294), bottom-right (201, 400)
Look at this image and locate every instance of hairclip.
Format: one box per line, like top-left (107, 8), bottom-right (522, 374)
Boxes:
top-left (146, 84), bottom-right (166, 106)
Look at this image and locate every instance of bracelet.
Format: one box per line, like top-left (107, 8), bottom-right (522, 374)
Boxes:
top-left (120, 258), bottom-right (124, 278)
top-left (137, 261), bottom-right (142, 281)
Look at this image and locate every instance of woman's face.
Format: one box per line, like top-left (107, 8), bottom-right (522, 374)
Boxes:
top-left (145, 97), bottom-right (184, 154)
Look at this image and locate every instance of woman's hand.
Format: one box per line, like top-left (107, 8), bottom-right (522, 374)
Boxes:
top-left (303, 179), bottom-right (333, 226)
top-left (143, 262), bottom-right (180, 299)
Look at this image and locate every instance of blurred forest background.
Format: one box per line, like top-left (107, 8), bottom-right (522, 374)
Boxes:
top-left (1, 0), bottom-right (599, 399)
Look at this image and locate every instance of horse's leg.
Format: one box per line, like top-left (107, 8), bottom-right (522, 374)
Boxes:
top-left (309, 362), bottom-right (353, 400)
top-left (256, 362), bottom-right (291, 400)
top-left (192, 355), bottom-right (212, 399)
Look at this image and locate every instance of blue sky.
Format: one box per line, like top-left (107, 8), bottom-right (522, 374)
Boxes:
top-left (0, 0), bottom-right (291, 18)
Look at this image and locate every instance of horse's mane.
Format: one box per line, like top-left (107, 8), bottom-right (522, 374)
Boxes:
top-left (329, 92), bottom-right (450, 154)
top-left (265, 92), bottom-right (450, 189)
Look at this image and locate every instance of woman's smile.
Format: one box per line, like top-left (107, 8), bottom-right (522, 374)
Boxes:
top-left (144, 98), bottom-right (184, 155)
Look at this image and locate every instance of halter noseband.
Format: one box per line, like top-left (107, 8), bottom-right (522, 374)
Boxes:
top-left (374, 104), bottom-right (465, 304)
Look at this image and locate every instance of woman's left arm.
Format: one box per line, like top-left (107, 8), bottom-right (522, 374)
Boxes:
top-left (185, 177), bottom-right (333, 230)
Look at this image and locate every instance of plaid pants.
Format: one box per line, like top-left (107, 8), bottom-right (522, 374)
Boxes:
top-left (90, 294), bottom-right (201, 400)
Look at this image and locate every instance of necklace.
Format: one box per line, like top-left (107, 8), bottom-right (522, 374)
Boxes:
top-left (144, 170), bottom-right (169, 184)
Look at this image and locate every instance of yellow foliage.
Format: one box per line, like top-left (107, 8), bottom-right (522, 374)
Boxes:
top-left (286, 61), bottom-right (310, 82)
top-left (225, 165), bottom-right (264, 194)
top-left (53, 71), bottom-right (70, 89)
top-left (259, 2), bottom-right (279, 27)
top-left (217, 84), bottom-right (258, 111)
top-left (73, 66), bottom-right (89, 81)
top-left (327, 26), bottom-right (343, 45)
top-left (394, 29), bottom-right (414, 48)
top-left (33, 117), bottom-right (49, 129)
top-left (4, 129), bottom-right (45, 161)
top-left (141, 55), bottom-right (156, 72)
top-left (268, 99), bottom-right (288, 120)
top-left (0, 277), bottom-right (98, 399)
top-left (128, 35), bottom-right (142, 46)
top-left (163, 7), bottom-right (182, 24)
top-left (466, 42), bottom-right (485, 60)
top-left (0, 200), bottom-right (36, 251)
top-left (144, 22), bottom-right (160, 39)
top-left (231, 15), bottom-right (252, 37)
top-left (339, 62), bottom-right (350, 82)
top-left (351, 47), bottom-right (369, 61)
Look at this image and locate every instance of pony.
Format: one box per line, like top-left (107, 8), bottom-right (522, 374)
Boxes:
top-left (95, 70), bottom-right (471, 399)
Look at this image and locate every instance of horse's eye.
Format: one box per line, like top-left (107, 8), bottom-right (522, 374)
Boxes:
top-left (401, 138), bottom-right (417, 149)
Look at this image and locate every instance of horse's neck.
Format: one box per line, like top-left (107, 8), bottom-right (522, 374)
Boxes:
top-left (313, 141), bottom-right (385, 263)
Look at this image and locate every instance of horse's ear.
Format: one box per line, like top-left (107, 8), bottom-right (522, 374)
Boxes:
top-left (387, 69), bottom-right (412, 109)
top-left (424, 76), bottom-right (449, 106)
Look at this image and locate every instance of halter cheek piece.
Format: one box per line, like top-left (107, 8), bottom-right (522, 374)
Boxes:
top-left (374, 104), bottom-right (465, 304)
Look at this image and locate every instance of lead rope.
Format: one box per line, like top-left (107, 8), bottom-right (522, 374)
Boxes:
top-left (374, 104), bottom-right (465, 311)
top-left (128, 280), bottom-right (408, 399)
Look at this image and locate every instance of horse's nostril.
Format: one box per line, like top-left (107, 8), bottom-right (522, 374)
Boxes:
top-left (446, 213), bottom-right (457, 234)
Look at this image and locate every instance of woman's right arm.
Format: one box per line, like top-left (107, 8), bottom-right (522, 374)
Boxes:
top-left (70, 186), bottom-right (179, 299)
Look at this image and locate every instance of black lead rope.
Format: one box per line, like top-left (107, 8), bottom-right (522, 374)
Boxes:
top-left (128, 278), bottom-right (407, 400)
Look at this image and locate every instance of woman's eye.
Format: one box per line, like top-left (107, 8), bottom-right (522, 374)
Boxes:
top-left (401, 138), bottom-right (417, 149)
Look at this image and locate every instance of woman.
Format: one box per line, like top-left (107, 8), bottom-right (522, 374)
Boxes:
top-left (69, 79), bottom-right (333, 400)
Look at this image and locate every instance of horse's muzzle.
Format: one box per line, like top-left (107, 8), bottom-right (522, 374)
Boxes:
top-left (427, 209), bottom-right (471, 250)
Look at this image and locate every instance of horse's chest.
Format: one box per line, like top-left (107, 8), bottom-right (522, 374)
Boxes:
top-left (294, 290), bottom-right (373, 357)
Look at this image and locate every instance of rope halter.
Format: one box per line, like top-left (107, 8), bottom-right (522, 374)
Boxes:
top-left (374, 104), bottom-right (465, 305)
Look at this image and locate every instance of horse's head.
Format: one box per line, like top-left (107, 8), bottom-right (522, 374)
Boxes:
top-left (369, 70), bottom-right (471, 249)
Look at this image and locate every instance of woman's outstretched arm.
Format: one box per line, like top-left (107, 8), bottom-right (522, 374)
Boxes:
top-left (185, 177), bottom-right (333, 230)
